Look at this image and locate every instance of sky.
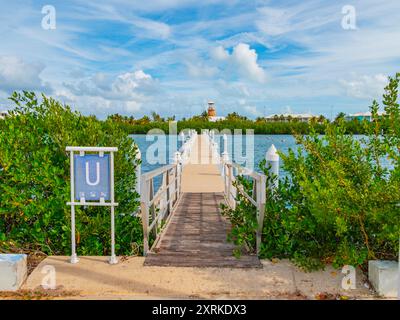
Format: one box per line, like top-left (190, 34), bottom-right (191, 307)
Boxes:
top-left (0, 0), bottom-right (399, 119)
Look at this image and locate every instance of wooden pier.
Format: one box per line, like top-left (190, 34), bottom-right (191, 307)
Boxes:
top-left (142, 134), bottom-right (262, 268)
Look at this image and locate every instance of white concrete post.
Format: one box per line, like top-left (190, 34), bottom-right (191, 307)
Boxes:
top-left (210, 131), bottom-right (215, 160)
top-left (69, 150), bottom-right (79, 264)
top-left (135, 148), bottom-right (141, 195)
top-left (174, 150), bottom-right (181, 164)
top-left (212, 141), bottom-right (218, 164)
top-left (109, 151), bottom-right (118, 265)
top-left (209, 130), bottom-right (213, 158)
top-left (174, 151), bottom-right (181, 165)
top-left (221, 134), bottom-right (230, 179)
top-left (180, 131), bottom-right (185, 143)
top-left (265, 144), bottom-right (279, 192)
top-left (222, 134), bottom-right (229, 163)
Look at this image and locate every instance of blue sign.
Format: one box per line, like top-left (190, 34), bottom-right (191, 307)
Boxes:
top-left (74, 154), bottom-right (110, 201)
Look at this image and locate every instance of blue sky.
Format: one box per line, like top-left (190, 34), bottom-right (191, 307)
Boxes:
top-left (0, 0), bottom-right (399, 119)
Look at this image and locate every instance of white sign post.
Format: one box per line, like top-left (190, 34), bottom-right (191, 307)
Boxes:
top-left (66, 146), bottom-right (118, 265)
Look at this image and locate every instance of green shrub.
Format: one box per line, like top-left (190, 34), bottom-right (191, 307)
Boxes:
top-left (0, 91), bottom-right (142, 256)
top-left (223, 73), bottom-right (400, 271)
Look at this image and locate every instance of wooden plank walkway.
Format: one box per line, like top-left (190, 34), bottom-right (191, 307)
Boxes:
top-left (144, 192), bottom-right (261, 268)
top-left (144, 134), bottom-right (261, 268)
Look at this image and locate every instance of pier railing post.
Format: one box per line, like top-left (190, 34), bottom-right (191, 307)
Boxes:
top-left (222, 133), bottom-right (229, 160)
top-left (174, 151), bottom-right (182, 200)
top-left (140, 179), bottom-right (149, 256)
top-left (221, 134), bottom-right (230, 190)
top-left (222, 134), bottom-right (229, 162)
top-left (256, 175), bottom-right (266, 256)
top-left (166, 168), bottom-right (173, 216)
top-left (229, 165), bottom-right (236, 209)
top-left (208, 130), bottom-right (213, 161)
top-left (149, 179), bottom-right (157, 238)
top-left (266, 144), bottom-right (279, 193)
top-left (135, 148), bottom-right (141, 195)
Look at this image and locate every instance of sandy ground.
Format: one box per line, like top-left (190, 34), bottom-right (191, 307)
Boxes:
top-left (16, 256), bottom-right (377, 300)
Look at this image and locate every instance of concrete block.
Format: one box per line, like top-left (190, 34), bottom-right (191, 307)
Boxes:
top-left (368, 260), bottom-right (399, 298)
top-left (0, 254), bottom-right (28, 291)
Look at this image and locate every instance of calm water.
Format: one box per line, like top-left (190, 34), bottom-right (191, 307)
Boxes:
top-left (131, 134), bottom-right (298, 174)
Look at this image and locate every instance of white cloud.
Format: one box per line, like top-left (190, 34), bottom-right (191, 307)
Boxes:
top-left (243, 105), bottom-right (260, 117)
top-left (111, 71), bottom-right (153, 97)
top-left (255, 3), bottom-right (339, 38)
top-left (60, 69), bottom-right (160, 117)
top-left (79, 3), bottom-right (172, 40)
top-left (211, 46), bottom-right (230, 61)
top-left (1, 0), bottom-right (399, 118)
top-left (86, 0), bottom-right (235, 13)
top-left (0, 56), bottom-right (49, 92)
top-left (215, 80), bottom-right (251, 98)
top-left (339, 74), bottom-right (389, 99)
top-left (211, 43), bottom-right (267, 83)
top-left (231, 43), bottom-right (266, 83)
top-left (66, 70), bottom-right (157, 100)
top-left (255, 7), bottom-right (293, 37)
top-left (186, 61), bottom-right (219, 78)
top-left (131, 16), bottom-right (171, 40)
top-left (125, 100), bottom-right (141, 112)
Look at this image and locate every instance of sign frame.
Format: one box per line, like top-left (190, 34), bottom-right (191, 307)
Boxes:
top-left (66, 146), bottom-right (119, 265)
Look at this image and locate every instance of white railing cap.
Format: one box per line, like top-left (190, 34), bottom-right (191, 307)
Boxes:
top-left (141, 164), bottom-right (177, 181)
top-left (266, 144), bottom-right (279, 162)
top-left (66, 146), bottom-right (118, 152)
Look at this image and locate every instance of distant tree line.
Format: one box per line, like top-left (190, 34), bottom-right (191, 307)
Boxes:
top-left (106, 110), bottom-right (377, 135)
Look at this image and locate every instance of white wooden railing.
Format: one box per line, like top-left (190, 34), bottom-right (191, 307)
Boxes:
top-left (205, 130), bottom-right (278, 255)
top-left (140, 163), bottom-right (181, 255)
top-left (222, 161), bottom-right (266, 255)
top-left (138, 130), bottom-right (197, 255)
top-left (178, 130), bottom-right (197, 165)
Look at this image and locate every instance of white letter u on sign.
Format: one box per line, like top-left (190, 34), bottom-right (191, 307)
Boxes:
top-left (85, 161), bottom-right (100, 186)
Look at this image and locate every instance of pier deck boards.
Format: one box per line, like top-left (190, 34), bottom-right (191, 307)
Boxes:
top-left (144, 135), bottom-right (261, 268)
top-left (144, 193), bottom-right (261, 268)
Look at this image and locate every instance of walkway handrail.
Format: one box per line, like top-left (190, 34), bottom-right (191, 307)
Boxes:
top-left (179, 130), bottom-right (197, 165)
top-left (204, 130), bottom-right (269, 255)
top-left (139, 130), bottom-right (197, 255)
top-left (223, 161), bottom-right (266, 255)
top-left (140, 163), bottom-right (182, 256)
